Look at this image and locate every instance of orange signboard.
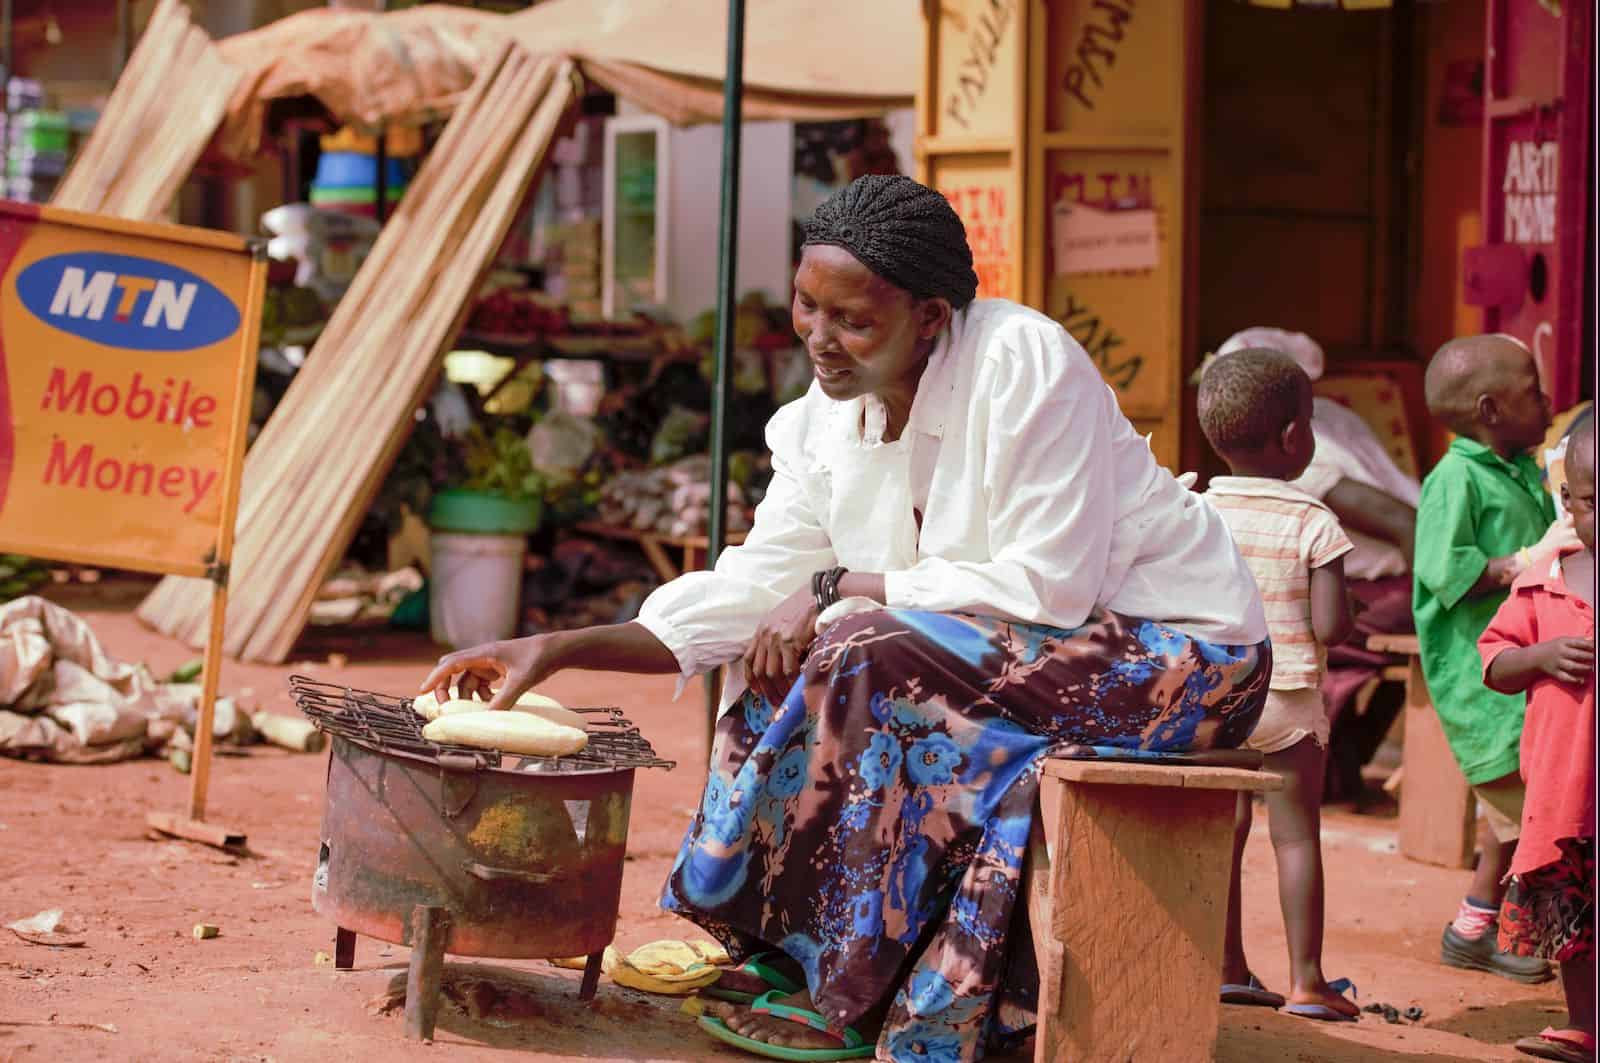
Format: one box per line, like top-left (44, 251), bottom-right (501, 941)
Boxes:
top-left (0, 202), bottom-right (263, 578)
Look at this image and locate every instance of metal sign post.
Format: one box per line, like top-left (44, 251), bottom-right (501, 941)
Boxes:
top-left (704, 0), bottom-right (747, 762)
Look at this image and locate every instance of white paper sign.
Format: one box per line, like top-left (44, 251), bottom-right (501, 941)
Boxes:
top-left (1052, 202), bottom-right (1159, 275)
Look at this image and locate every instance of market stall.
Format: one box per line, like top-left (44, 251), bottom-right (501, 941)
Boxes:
top-left (47, 0), bottom-right (916, 664)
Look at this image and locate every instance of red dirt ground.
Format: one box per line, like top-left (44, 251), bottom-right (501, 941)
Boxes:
top-left (0, 578), bottom-right (1570, 1062)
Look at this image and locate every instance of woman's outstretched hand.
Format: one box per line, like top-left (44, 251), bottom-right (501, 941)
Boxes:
top-left (418, 634), bottom-right (565, 711)
top-left (744, 586), bottom-right (821, 707)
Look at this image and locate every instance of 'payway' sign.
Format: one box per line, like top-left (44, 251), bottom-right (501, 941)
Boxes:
top-left (0, 202), bottom-right (264, 579)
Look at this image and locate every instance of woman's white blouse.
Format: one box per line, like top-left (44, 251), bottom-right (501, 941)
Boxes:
top-left (635, 299), bottom-right (1268, 712)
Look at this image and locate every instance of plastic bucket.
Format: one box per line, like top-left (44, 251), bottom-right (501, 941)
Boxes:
top-left (428, 489), bottom-right (541, 535)
top-left (312, 151), bottom-right (410, 190)
top-left (428, 532), bottom-right (526, 649)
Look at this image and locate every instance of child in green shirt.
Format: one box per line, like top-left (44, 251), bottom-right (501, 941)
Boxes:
top-left (1416, 334), bottom-right (1578, 984)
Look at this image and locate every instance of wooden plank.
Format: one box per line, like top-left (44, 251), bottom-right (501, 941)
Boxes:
top-left (1181, 768), bottom-right (1285, 793)
top-left (185, 581), bottom-right (228, 821)
top-left (404, 905), bottom-right (449, 1042)
top-left (138, 41), bottom-right (524, 646)
top-left (1041, 759), bottom-right (1280, 792)
top-left (1025, 778), bottom-right (1064, 1040)
top-left (1398, 654), bottom-right (1476, 868)
top-left (138, 50), bottom-right (582, 663)
top-left (916, 135), bottom-right (1018, 157)
top-left (251, 55), bottom-right (566, 662)
top-left (145, 811), bottom-right (246, 851)
top-left (1043, 781), bottom-right (1234, 1062)
top-left (1368, 633), bottom-right (1421, 655)
top-left (258, 57), bottom-right (572, 660)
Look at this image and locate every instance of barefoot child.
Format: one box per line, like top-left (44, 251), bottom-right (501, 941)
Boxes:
top-left (1479, 420), bottom-right (1595, 1063)
top-left (1200, 348), bottom-right (1360, 1020)
top-left (1417, 335), bottom-right (1578, 984)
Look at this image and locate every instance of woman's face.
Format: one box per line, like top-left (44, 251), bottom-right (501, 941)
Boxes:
top-left (792, 244), bottom-right (949, 401)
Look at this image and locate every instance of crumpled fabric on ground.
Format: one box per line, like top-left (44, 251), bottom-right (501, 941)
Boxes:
top-left (0, 596), bottom-right (193, 764)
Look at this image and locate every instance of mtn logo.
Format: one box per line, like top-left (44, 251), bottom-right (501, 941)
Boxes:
top-left (16, 251), bottom-right (241, 352)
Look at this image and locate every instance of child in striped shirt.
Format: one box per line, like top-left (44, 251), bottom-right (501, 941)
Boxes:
top-left (1200, 347), bottom-right (1359, 1021)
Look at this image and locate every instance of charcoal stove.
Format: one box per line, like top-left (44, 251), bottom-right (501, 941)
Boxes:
top-left (290, 676), bottom-right (674, 1041)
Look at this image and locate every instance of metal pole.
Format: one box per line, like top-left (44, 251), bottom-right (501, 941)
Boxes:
top-left (704, 0), bottom-right (746, 760)
top-left (374, 122), bottom-right (388, 224)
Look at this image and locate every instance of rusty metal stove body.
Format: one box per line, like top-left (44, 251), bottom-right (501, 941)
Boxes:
top-left (291, 677), bottom-right (673, 1041)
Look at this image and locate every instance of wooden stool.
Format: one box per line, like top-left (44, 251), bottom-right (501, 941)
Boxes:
top-left (1025, 758), bottom-right (1281, 1063)
top-left (1368, 633), bottom-right (1476, 868)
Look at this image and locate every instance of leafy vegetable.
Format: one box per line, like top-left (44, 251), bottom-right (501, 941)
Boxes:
top-left (462, 426), bottom-right (545, 502)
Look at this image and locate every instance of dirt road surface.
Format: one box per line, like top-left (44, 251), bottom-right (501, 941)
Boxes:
top-left (0, 581), bottom-right (1566, 1061)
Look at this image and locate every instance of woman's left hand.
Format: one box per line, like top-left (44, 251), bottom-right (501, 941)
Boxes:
top-left (743, 586), bottom-right (821, 707)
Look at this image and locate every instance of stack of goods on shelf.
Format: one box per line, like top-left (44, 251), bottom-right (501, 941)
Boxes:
top-left (1, 79), bottom-right (84, 204)
top-left (547, 218), bottom-right (602, 318)
top-left (593, 456), bottom-right (754, 539)
top-left (308, 124), bottom-right (422, 219)
top-left (465, 284), bottom-right (571, 345)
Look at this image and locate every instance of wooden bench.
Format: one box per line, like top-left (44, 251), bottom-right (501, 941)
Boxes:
top-left (1024, 755), bottom-right (1281, 1062)
top-left (1367, 633), bottom-right (1476, 868)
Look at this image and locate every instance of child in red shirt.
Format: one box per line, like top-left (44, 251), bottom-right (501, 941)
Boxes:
top-left (1479, 419), bottom-right (1595, 1063)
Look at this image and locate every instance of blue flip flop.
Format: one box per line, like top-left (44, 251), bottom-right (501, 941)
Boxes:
top-left (701, 951), bottom-right (805, 1005)
top-left (1284, 978), bottom-right (1360, 1022)
top-left (697, 990), bottom-right (874, 1061)
top-left (1220, 975), bottom-right (1285, 1008)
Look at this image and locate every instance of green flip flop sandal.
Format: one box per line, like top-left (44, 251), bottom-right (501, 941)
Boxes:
top-left (701, 951), bottom-right (805, 1005)
top-left (698, 990), bottom-right (875, 1062)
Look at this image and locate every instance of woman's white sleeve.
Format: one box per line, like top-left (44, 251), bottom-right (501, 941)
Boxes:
top-left (634, 415), bottom-right (836, 685)
top-left (881, 328), bottom-right (1115, 626)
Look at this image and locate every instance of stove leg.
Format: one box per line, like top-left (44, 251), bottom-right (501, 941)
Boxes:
top-left (334, 927), bottom-right (356, 971)
top-left (404, 905), bottom-right (448, 1042)
top-left (578, 950), bottom-right (603, 1002)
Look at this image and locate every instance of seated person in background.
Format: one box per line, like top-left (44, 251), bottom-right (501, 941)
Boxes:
top-left (1213, 328), bottom-right (1420, 802)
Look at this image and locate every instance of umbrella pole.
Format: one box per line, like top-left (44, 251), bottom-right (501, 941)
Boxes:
top-left (705, 0), bottom-right (747, 764)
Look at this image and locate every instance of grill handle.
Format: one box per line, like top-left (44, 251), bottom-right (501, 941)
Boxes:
top-left (463, 860), bottom-right (562, 886)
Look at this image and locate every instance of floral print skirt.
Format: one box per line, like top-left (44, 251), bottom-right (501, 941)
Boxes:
top-left (662, 608), bottom-right (1270, 1062)
top-left (1499, 836), bottom-right (1594, 962)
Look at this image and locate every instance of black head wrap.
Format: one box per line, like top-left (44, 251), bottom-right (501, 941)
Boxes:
top-left (801, 174), bottom-right (979, 309)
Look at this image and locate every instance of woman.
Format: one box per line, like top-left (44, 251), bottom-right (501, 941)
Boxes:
top-left (422, 175), bottom-right (1271, 1062)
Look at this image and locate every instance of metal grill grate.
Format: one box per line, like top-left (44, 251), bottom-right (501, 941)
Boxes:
top-left (289, 675), bottom-right (674, 775)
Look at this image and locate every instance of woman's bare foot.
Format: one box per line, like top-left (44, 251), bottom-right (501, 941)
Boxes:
top-left (1287, 980), bottom-right (1360, 1019)
top-left (719, 991), bottom-right (874, 1052)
